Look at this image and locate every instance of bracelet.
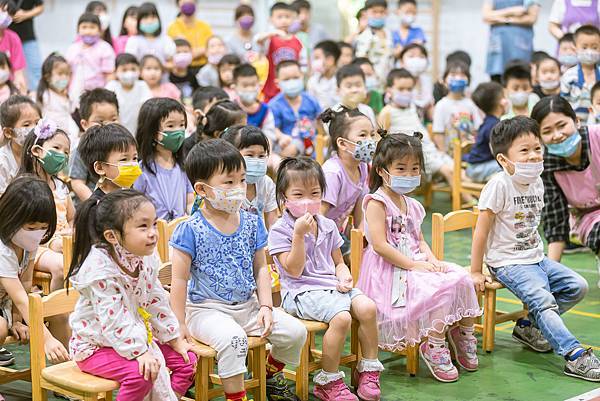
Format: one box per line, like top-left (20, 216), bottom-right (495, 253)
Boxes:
top-left (260, 305), bottom-right (273, 311)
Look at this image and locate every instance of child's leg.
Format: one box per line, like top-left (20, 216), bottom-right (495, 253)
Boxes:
top-left (544, 258), bottom-right (588, 315)
top-left (0, 316), bottom-right (8, 345)
top-left (157, 343), bottom-right (197, 398)
top-left (321, 311), bottom-right (352, 373)
top-left (35, 249), bottom-right (65, 291)
top-left (349, 294), bottom-right (378, 360)
top-left (47, 313), bottom-right (70, 348)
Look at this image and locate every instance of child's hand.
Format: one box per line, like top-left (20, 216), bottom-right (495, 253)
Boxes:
top-left (294, 213), bottom-right (315, 236)
top-left (257, 305), bottom-right (273, 338)
top-left (137, 351), bottom-right (160, 382)
top-left (11, 321), bottom-right (29, 344)
top-left (471, 272), bottom-right (492, 292)
top-left (278, 134), bottom-right (292, 148)
top-left (430, 259), bottom-right (449, 273)
top-left (412, 261), bottom-right (439, 272)
top-left (336, 275), bottom-right (353, 293)
top-left (179, 322), bottom-right (194, 344)
top-left (168, 337), bottom-right (193, 364)
top-left (44, 336), bottom-right (70, 364)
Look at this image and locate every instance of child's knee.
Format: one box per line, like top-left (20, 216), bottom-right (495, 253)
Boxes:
top-left (353, 296), bottom-right (377, 322)
top-left (329, 311), bottom-right (352, 331)
top-left (122, 373), bottom-right (153, 395)
top-left (527, 290), bottom-right (558, 313)
top-left (571, 275), bottom-right (589, 301)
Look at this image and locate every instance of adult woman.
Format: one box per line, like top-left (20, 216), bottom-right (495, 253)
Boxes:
top-left (167, 0), bottom-right (213, 70)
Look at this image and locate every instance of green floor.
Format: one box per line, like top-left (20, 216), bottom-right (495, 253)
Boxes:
top-left (1, 193), bottom-right (599, 401)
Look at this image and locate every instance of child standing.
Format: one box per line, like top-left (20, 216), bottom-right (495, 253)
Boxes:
top-left (68, 190), bottom-right (197, 400)
top-left (269, 157), bottom-right (382, 401)
top-left (134, 98), bottom-right (193, 221)
top-left (391, 0), bottom-right (426, 54)
top-left (170, 139), bottom-right (307, 401)
top-left (113, 6), bottom-right (138, 55)
top-left (471, 116), bottom-right (600, 381)
top-left (355, 0), bottom-right (393, 83)
top-left (358, 132), bottom-right (481, 382)
top-left (195, 36), bottom-right (226, 87)
top-left (0, 52), bottom-right (17, 104)
top-left (140, 55), bottom-right (181, 100)
top-left (502, 61), bottom-right (540, 118)
top-left (307, 40), bottom-right (341, 110)
top-left (0, 2), bottom-right (26, 92)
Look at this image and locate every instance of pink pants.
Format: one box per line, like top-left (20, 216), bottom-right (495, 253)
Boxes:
top-left (77, 343), bottom-right (197, 401)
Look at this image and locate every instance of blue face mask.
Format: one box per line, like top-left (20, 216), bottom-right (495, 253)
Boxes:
top-left (448, 78), bottom-right (467, 93)
top-left (385, 170), bottom-right (421, 194)
top-left (368, 17), bottom-right (386, 29)
top-left (546, 131), bottom-right (581, 158)
top-left (279, 78), bottom-right (304, 97)
top-left (139, 21), bottom-right (160, 35)
top-left (244, 157), bottom-right (267, 184)
top-left (558, 54), bottom-right (578, 67)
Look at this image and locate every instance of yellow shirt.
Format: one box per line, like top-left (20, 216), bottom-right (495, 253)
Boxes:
top-left (167, 17), bottom-right (213, 67)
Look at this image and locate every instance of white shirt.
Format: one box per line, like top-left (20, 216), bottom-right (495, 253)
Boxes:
top-left (432, 96), bottom-right (483, 148)
top-left (105, 79), bottom-right (152, 135)
top-left (125, 35), bottom-right (176, 65)
top-left (307, 73), bottom-right (338, 110)
top-left (478, 171), bottom-right (545, 268)
top-left (42, 90), bottom-right (80, 147)
top-left (242, 175), bottom-right (277, 216)
top-left (0, 143), bottom-right (18, 195)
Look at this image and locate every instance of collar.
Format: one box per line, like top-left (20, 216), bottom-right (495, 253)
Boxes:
top-left (577, 63), bottom-right (600, 88)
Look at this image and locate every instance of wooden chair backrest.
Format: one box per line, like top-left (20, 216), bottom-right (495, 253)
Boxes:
top-left (431, 209), bottom-right (478, 261)
top-left (62, 235), bottom-right (73, 281)
top-left (350, 229), bottom-right (365, 285)
top-left (157, 216), bottom-right (188, 262)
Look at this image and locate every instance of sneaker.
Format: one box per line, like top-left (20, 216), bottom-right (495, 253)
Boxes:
top-left (53, 392), bottom-right (80, 400)
top-left (447, 326), bottom-right (479, 372)
top-left (353, 370), bottom-right (381, 401)
top-left (564, 348), bottom-right (600, 382)
top-left (0, 348), bottom-right (14, 366)
top-left (419, 341), bottom-right (459, 383)
top-left (563, 241), bottom-right (590, 254)
top-left (512, 322), bottom-right (552, 353)
top-left (313, 378), bottom-right (358, 401)
top-left (266, 372), bottom-right (300, 401)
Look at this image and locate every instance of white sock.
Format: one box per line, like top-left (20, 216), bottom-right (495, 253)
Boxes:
top-left (314, 370), bottom-right (344, 386)
top-left (357, 358), bottom-right (384, 373)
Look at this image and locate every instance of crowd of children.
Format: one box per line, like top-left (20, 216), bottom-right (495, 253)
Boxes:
top-left (0, 0), bottom-right (597, 400)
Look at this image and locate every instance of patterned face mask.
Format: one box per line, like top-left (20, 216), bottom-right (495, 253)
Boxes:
top-left (202, 184), bottom-right (246, 214)
top-left (342, 138), bottom-right (376, 163)
top-left (112, 239), bottom-right (144, 274)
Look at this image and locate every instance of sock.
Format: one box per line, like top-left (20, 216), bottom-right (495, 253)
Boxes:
top-left (459, 325), bottom-right (475, 337)
top-left (357, 358), bottom-right (384, 373)
top-left (266, 353), bottom-right (285, 378)
top-left (566, 347), bottom-right (585, 361)
top-left (428, 336), bottom-right (446, 347)
top-left (517, 318), bottom-right (531, 327)
top-left (225, 390), bottom-right (247, 401)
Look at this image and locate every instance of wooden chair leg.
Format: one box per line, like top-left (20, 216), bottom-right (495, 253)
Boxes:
top-left (254, 345), bottom-right (267, 401)
top-left (476, 291), bottom-right (483, 326)
top-left (483, 288), bottom-right (497, 353)
top-left (295, 332), bottom-right (311, 401)
top-left (195, 356), bottom-right (210, 401)
top-left (82, 394), bottom-right (96, 401)
top-left (350, 320), bottom-right (360, 388)
top-left (104, 391), bottom-right (114, 401)
top-left (406, 344), bottom-right (419, 377)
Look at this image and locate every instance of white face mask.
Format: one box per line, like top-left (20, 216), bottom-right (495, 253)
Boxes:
top-left (11, 228), bottom-right (46, 252)
top-left (503, 156), bottom-right (544, 185)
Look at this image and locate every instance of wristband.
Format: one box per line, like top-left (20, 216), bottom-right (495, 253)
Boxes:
top-left (260, 305), bottom-right (273, 311)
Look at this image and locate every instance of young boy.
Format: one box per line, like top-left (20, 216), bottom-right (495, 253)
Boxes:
top-left (355, 0), bottom-right (393, 83)
top-left (169, 38), bottom-right (200, 104)
top-left (257, 2), bottom-right (306, 102)
top-left (463, 82), bottom-right (504, 182)
top-left (69, 88), bottom-right (120, 202)
top-left (533, 56), bottom-right (561, 99)
top-left (352, 57), bottom-right (384, 114)
top-left (558, 33), bottom-right (577, 72)
top-left (105, 53), bottom-right (151, 135)
top-left (588, 81), bottom-right (600, 125)
top-left (335, 64), bottom-right (376, 126)
top-left (307, 40), bottom-right (341, 109)
top-left (196, 35), bottom-right (227, 87)
top-left (268, 60), bottom-right (321, 158)
top-left (502, 61), bottom-right (540, 118)
top-left (391, 0), bottom-right (426, 55)
top-left (561, 24), bottom-right (600, 124)
top-left (170, 139), bottom-right (306, 401)
top-left (471, 116), bottom-right (600, 382)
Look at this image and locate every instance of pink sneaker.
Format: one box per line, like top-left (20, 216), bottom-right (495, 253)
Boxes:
top-left (448, 326), bottom-right (479, 372)
top-left (419, 341), bottom-right (459, 382)
top-left (353, 370), bottom-right (381, 400)
top-left (314, 378), bottom-right (359, 401)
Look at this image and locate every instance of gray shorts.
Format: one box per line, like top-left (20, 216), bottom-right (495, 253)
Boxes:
top-left (282, 288), bottom-right (363, 323)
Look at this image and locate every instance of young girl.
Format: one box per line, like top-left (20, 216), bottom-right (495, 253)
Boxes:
top-left (85, 1), bottom-right (113, 48)
top-left (0, 52), bottom-right (17, 104)
top-left (357, 132), bottom-right (481, 383)
top-left (196, 35), bottom-right (226, 87)
top-left (269, 157), bottom-right (383, 401)
top-left (399, 43), bottom-right (433, 120)
top-left (140, 55), bottom-right (181, 100)
top-left (134, 98), bottom-right (194, 221)
top-left (319, 107), bottom-right (375, 256)
top-left (67, 189), bottom-right (196, 400)
top-left (36, 53), bottom-right (79, 145)
top-left (114, 6), bottom-right (139, 55)
top-left (221, 125), bottom-right (278, 229)
top-left (0, 95), bottom-right (42, 194)
top-left (20, 119), bottom-right (74, 292)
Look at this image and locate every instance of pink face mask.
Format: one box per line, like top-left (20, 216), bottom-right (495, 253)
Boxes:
top-left (285, 198), bottom-right (321, 218)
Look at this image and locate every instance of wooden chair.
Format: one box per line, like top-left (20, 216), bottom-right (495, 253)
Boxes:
top-left (157, 216), bottom-right (188, 263)
top-left (451, 141), bottom-right (485, 211)
top-left (29, 289), bottom-right (119, 401)
top-left (315, 132), bottom-right (328, 165)
top-left (431, 210), bottom-right (528, 352)
top-left (349, 229), bottom-right (419, 376)
top-left (33, 234), bottom-right (74, 294)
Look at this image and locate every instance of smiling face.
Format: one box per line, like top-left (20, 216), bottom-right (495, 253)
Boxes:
top-left (283, 172), bottom-right (322, 202)
top-left (336, 116), bottom-right (375, 156)
top-left (380, 154), bottom-right (421, 180)
top-left (105, 201), bottom-right (158, 257)
top-left (538, 111), bottom-right (578, 146)
top-left (497, 133), bottom-right (544, 174)
top-left (194, 165), bottom-right (246, 200)
top-left (31, 132), bottom-right (71, 163)
top-left (78, 21), bottom-right (100, 37)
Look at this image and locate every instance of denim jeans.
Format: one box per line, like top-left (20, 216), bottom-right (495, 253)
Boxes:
top-left (490, 257), bottom-right (588, 356)
top-left (22, 40), bottom-right (42, 91)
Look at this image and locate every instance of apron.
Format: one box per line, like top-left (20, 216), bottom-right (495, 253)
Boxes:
top-left (562, 0), bottom-right (600, 33)
top-left (554, 125), bottom-right (600, 243)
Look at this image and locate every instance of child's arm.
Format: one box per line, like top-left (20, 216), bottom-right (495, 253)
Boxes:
top-left (264, 210), bottom-right (278, 231)
top-left (352, 197), bottom-right (365, 231)
top-left (71, 179), bottom-right (93, 202)
top-left (10, 257), bottom-right (34, 343)
top-left (471, 209), bottom-right (495, 292)
top-left (254, 31), bottom-right (284, 46)
top-left (13, 70), bottom-right (27, 94)
top-left (275, 213), bottom-right (314, 278)
top-left (170, 249), bottom-right (193, 342)
top-left (331, 248), bottom-right (353, 292)
top-left (417, 233), bottom-right (448, 272)
top-left (377, 106), bottom-right (391, 131)
top-left (253, 248), bottom-right (273, 338)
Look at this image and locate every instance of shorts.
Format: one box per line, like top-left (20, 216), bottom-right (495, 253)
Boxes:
top-left (466, 160), bottom-right (502, 183)
top-left (422, 140), bottom-right (452, 176)
top-left (282, 288), bottom-right (363, 323)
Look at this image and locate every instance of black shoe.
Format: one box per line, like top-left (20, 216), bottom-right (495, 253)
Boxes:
top-left (266, 372), bottom-right (300, 401)
top-left (0, 348), bottom-right (15, 366)
top-left (563, 241), bottom-right (591, 254)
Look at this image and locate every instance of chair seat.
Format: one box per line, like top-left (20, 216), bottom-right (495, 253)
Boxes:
top-left (42, 361), bottom-right (119, 393)
top-left (192, 336), bottom-right (268, 358)
top-left (299, 319), bottom-right (329, 332)
top-left (34, 271), bottom-right (51, 280)
top-left (485, 280), bottom-right (504, 290)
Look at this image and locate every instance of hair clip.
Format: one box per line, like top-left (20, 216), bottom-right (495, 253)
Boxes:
top-left (34, 118), bottom-right (58, 142)
top-left (377, 128), bottom-right (388, 138)
top-left (412, 131), bottom-right (424, 140)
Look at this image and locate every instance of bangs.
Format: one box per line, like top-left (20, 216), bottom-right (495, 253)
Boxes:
top-left (287, 169), bottom-right (325, 192)
top-left (237, 128), bottom-right (270, 154)
top-left (218, 151), bottom-right (246, 175)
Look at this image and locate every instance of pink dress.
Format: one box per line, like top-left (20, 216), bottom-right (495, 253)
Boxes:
top-left (357, 189), bottom-right (481, 352)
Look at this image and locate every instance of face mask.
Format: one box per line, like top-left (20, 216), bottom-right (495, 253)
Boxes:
top-left (342, 138), bottom-right (376, 163)
top-left (106, 162), bottom-right (142, 188)
top-left (0, 69), bottom-right (9, 85)
top-left (51, 77), bottom-right (69, 92)
top-left (139, 21), bottom-right (160, 35)
top-left (12, 228), bottom-right (46, 252)
top-left (365, 76), bottom-right (379, 92)
top-left (311, 59), bottom-right (324, 74)
top-left (12, 127), bottom-right (30, 146)
top-left (34, 146), bottom-right (68, 176)
top-left (392, 90), bottom-right (413, 107)
top-left (509, 91), bottom-right (529, 108)
top-left (244, 157), bottom-right (267, 184)
top-left (81, 34), bottom-right (100, 45)
top-left (502, 157), bottom-right (544, 185)
top-left (404, 57), bottom-right (427, 76)
top-left (157, 130), bottom-right (185, 152)
top-left (180, 2), bottom-right (196, 16)
top-left (0, 11), bottom-right (12, 29)
top-left (280, 78), bottom-right (304, 97)
top-left (113, 240), bottom-right (144, 273)
top-left (368, 17), bottom-right (385, 29)
top-left (285, 198), bottom-right (321, 218)
top-left (173, 52), bottom-right (193, 69)
top-left (577, 50), bottom-right (600, 65)
top-left (238, 15), bottom-right (254, 30)
top-left (400, 14), bottom-right (415, 26)
top-left (207, 53), bottom-right (223, 65)
top-left (99, 14), bottom-right (111, 31)
top-left (546, 131), bottom-right (581, 158)
top-left (539, 80), bottom-right (559, 90)
top-left (342, 91), bottom-right (366, 108)
top-left (117, 70), bottom-right (139, 86)
top-left (448, 78), bottom-right (467, 93)
top-left (384, 170), bottom-right (421, 194)
top-left (238, 89), bottom-right (258, 104)
top-left (288, 20), bottom-right (302, 34)
top-left (558, 54), bottom-right (578, 67)
top-left (203, 184), bottom-right (246, 214)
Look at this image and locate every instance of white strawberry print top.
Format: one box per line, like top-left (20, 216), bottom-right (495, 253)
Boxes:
top-left (69, 246), bottom-right (180, 361)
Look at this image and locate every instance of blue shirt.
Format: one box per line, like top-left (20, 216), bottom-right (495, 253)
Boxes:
top-left (268, 91), bottom-right (321, 137)
top-left (464, 115), bottom-right (499, 164)
top-left (391, 26), bottom-right (426, 48)
top-left (247, 102), bottom-right (270, 128)
top-left (170, 209), bottom-right (268, 304)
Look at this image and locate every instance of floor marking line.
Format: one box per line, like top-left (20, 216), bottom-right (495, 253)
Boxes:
top-left (497, 297), bottom-right (600, 319)
top-left (494, 326), bottom-right (600, 350)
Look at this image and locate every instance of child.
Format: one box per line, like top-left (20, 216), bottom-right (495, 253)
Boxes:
top-left (269, 156), bottom-right (382, 400)
top-left (170, 139), bottom-right (307, 401)
top-left (105, 53), bottom-right (152, 135)
top-left (195, 35), bottom-right (226, 87)
top-left (561, 24), bottom-right (600, 124)
top-left (0, 95), bottom-right (41, 194)
top-left (558, 33), bottom-right (578, 72)
top-left (134, 98), bottom-right (194, 221)
top-left (335, 64), bottom-right (377, 126)
top-left (432, 61), bottom-right (482, 154)
top-left (533, 56), bottom-right (561, 98)
top-left (21, 119), bottom-right (74, 292)
top-left (68, 189), bottom-right (197, 399)
top-left (221, 125), bottom-right (278, 229)
top-left (257, 2), bottom-right (306, 102)
top-left (85, 1), bottom-right (112, 48)
top-left (307, 40), bottom-right (341, 110)
top-left (226, 3), bottom-right (260, 63)
top-left (463, 82), bottom-right (505, 182)
top-left (391, 0), bottom-right (426, 54)
top-left (125, 2), bottom-right (175, 68)
top-left (399, 43), bottom-right (433, 118)
top-left (66, 13), bottom-right (115, 104)
top-left (530, 51), bottom-right (550, 88)
top-left (169, 38), bottom-right (199, 103)
top-left (113, 6), bottom-right (138, 55)
top-left (352, 57), bottom-right (384, 115)
top-left (167, 0), bottom-right (214, 69)
top-left (0, 1), bottom-right (26, 93)
top-left (68, 88), bottom-right (120, 202)
top-left (589, 81), bottom-right (600, 125)
top-left (191, 85), bottom-right (228, 121)
top-left (268, 60), bottom-right (321, 158)
top-left (0, 52), bottom-right (15, 104)
top-left (140, 55), bottom-right (181, 100)
top-left (358, 132), bottom-right (481, 382)
top-left (337, 41), bottom-right (354, 68)
top-left (218, 53), bottom-right (242, 98)
top-left (36, 53), bottom-right (80, 145)
top-left (355, 0), bottom-right (393, 83)
top-left (502, 61), bottom-right (540, 118)
top-left (471, 116), bottom-right (600, 381)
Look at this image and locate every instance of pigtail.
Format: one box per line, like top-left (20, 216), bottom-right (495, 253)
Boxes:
top-left (67, 194), bottom-right (101, 285)
top-left (412, 131), bottom-right (423, 140)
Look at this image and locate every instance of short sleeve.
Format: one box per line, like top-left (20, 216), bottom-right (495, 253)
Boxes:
top-left (69, 150), bottom-right (89, 181)
top-left (99, 43), bottom-right (116, 73)
top-left (268, 220), bottom-right (292, 256)
top-left (478, 177), bottom-right (506, 214)
top-left (263, 177), bottom-right (277, 213)
top-left (169, 221), bottom-right (197, 260)
top-left (185, 177), bottom-right (193, 194)
top-left (323, 169), bottom-right (342, 208)
top-left (431, 100), bottom-right (446, 133)
top-left (268, 100), bottom-right (283, 129)
top-left (548, 0), bottom-right (565, 23)
top-left (124, 36), bottom-right (139, 59)
top-left (255, 216), bottom-right (268, 250)
top-left (332, 225), bottom-right (344, 250)
top-left (133, 169), bottom-right (148, 193)
top-left (0, 244), bottom-right (18, 279)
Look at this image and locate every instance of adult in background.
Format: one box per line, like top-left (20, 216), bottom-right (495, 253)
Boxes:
top-left (548, 0), bottom-right (600, 40)
top-left (168, 0), bottom-right (213, 71)
top-left (482, 0), bottom-right (540, 82)
top-left (10, 0), bottom-right (43, 91)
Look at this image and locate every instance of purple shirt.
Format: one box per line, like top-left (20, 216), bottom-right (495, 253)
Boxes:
top-left (268, 211), bottom-right (343, 299)
top-left (134, 161), bottom-right (193, 221)
top-left (322, 154), bottom-right (369, 230)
